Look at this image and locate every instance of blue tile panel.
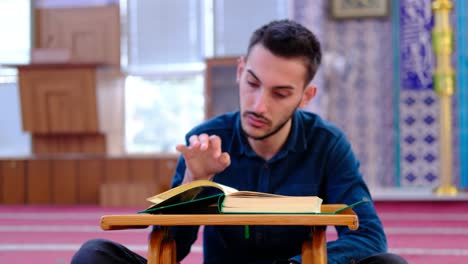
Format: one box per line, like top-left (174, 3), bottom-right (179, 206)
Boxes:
top-left (456, 0), bottom-right (468, 189)
top-left (399, 0), bottom-right (440, 187)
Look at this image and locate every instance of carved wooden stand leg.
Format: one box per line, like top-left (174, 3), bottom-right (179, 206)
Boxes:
top-left (160, 239), bottom-right (176, 264)
top-left (302, 226), bottom-right (327, 264)
top-left (148, 227), bottom-right (176, 264)
top-left (149, 226), bottom-right (326, 264)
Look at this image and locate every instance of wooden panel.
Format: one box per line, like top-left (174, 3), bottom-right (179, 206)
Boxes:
top-left (156, 156), bottom-right (178, 194)
top-left (36, 6), bottom-right (120, 66)
top-left (77, 158), bottom-right (103, 204)
top-left (51, 159), bottom-right (77, 204)
top-left (104, 158), bottom-right (129, 183)
top-left (129, 158), bottom-right (156, 182)
top-left (80, 134), bottom-right (106, 154)
top-left (100, 182), bottom-right (157, 207)
top-left (0, 155), bottom-right (180, 206)
top-left (58, 134), bottom-right (82, 153)
top-left (1, 160), bottom-right (26, 204)
top-left (32, 134), bottom-right (75, 154)
top-left (205, 57), bottom-right (239, 119)
top-left (18, 69), bottom-right (34, 131)
top-left (99, 183), bottom-right (124, 207)
top-left (32, 134), bottom-right (106, 154)
top-left (126, 183), bottom-right (157, 207)
top-left (27, 159), bottom-right (52, 204)
top-left (18, 67), bottom-right (98, 133)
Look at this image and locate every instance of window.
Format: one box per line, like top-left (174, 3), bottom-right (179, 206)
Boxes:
top-left (0, 0), bottom-right (32, 156)
top-left (124, 0), bottom-right (290, 153)
top-left (125, 75), bottom-right (204, 153)
top-left (125, 0), bottom-right (209, 73)
top-left (213, 0), bottom-right (290, 56)
top-left (0, 0), bottom-right (31, 66)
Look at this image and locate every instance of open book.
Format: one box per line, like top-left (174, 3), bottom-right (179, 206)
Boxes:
top-left (139, 180), bottom-right (323, 214)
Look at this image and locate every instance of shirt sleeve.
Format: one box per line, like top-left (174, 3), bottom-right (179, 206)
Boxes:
top-left (323, 134), bottom-right (388, 263)
top-left (286, 133), bottom-right (387, 264)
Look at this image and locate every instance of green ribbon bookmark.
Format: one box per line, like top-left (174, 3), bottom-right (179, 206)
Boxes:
top-left (244, 225), bottom-right (250, 239)
top-left (334, 198), bottom-right (369, 214)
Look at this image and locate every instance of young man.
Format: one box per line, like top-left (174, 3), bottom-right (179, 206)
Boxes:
top-left (72, 20), bottom-right (407, 264)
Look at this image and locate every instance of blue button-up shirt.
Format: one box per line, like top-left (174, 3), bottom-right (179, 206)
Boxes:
top-left (169, 110), bottom-right (387, 264)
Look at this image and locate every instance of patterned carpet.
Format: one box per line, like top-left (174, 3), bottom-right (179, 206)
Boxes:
top-left (0, 201), bottom-right (467, 264)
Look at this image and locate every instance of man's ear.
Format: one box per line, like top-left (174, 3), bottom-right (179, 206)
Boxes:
top-left (236, 56), bottom-right (245, 84)
top-left (300, 85), bottom-right (317, 108)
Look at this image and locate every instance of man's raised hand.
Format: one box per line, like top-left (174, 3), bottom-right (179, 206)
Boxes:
top-left (176, 134), bottom-right (231, 183)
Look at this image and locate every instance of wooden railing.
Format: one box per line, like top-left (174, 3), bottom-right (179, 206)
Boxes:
top-left (0, 154), bottom-right (178, 206)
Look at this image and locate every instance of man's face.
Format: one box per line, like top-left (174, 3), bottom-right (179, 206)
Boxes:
top-left (237, 44), bottom-right (311, 140)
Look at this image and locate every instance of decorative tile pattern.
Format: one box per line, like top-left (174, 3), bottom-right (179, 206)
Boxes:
top-left (399, 0), bottom-right (462, 187)
top-left (399, 2), bottom-right (434, 91)
top-left (398, 0), bottom-right (440, 187)
top-left (399, 90), bottom-right (440, 187)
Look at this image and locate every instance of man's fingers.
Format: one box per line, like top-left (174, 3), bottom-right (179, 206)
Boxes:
top-left (188, 134), bottom-right (209, 151)
top-left (209, 135), bottom-right (222, 156)
top-left (178, 134), bottom-right (216, 157)
top-left (180, 134), bottom-right (226, 166)
top-left (188, 135), bottom-right (200, 148)
top-left (176, 144), bottom-right (190, 155)
top-left (199, 133), bottom-right (210, 150)
top-left (176, 144), bottom-right (198, 159)
top-left (219, 152), bottom-right (231, 167)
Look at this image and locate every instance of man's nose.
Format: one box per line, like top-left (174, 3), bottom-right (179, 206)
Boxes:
top-left (252, 89), bottom-right (268, 114)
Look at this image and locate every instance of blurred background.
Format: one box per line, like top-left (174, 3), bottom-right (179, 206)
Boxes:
top-left (1, 0), bottom-right (467, 196)
top-left (1, 1), bottom-right (468, 263)
top-left (0, 0), bottom-right (467, 202)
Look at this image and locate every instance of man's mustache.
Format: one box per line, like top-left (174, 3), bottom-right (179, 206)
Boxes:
top-left (244, 111), bottom-right (270, 123)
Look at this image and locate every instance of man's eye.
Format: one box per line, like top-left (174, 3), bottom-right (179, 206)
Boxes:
top-left (247, 81), bottom-right (259, 87)
top-left (275, 93), bottom-right (287, 98)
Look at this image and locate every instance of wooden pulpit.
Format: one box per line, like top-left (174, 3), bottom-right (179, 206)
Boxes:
top-left (3, 4), bottom-right (122, 155)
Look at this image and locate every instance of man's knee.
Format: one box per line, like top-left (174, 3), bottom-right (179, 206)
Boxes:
top-left (71, 239), bottom-right (117, 264)
top-left (358, 252), bottom-right (408, 264)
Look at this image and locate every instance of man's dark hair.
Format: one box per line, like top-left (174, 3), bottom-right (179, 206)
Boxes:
top-left (246, 19), bottom-right (322, 85)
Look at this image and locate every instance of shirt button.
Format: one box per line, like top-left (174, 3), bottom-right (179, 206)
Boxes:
top-left (264, 163), bottom-right (269, 169)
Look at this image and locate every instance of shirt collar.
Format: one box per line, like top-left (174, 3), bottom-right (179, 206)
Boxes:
top-left (229, 110), bottom-right (308, 159)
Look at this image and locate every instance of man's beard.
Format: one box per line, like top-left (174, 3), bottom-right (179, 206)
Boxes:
top-left (241, 109), bottom-right (295, 141)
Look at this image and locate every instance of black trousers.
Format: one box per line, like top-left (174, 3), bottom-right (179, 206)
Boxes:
top-left (71, 239), bottom-right (408, 264)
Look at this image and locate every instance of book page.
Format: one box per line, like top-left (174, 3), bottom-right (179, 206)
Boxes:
top-left (227, 191), bottom-right (287, 198)
top-left (221, 195), bottom-right (322, 213)
top-left (146, 180), bottom-right (238, 205)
